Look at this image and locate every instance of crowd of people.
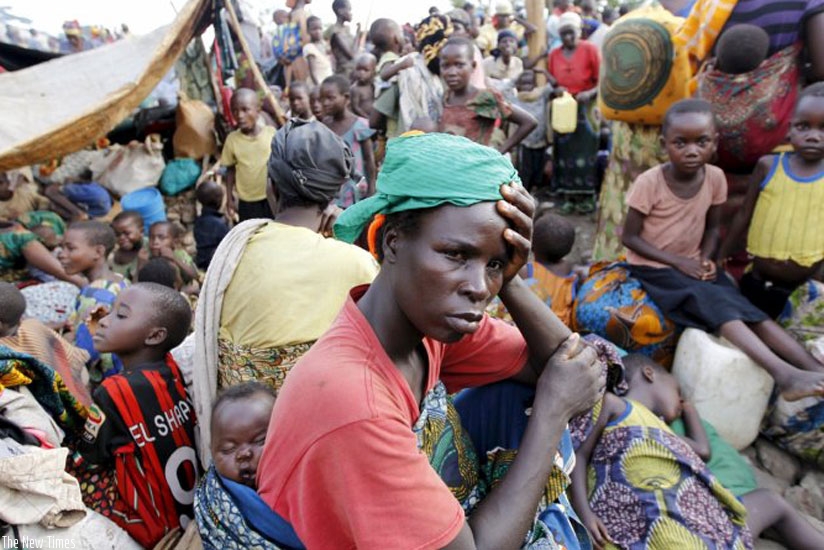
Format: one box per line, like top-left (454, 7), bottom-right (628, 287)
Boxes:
top-left (1, 0), bottom-right (824, 549)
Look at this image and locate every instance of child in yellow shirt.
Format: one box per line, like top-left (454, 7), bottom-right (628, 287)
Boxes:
top-left (220, 88), bottom-right (276, 222)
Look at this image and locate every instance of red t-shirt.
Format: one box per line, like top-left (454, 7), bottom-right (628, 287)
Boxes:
top-left (547, 41), bottom-right (601, 96)
top-left (257, 285), bottom-right (529, 549)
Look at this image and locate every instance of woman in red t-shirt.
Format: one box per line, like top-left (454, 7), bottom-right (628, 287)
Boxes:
top-left (547, 12), bottom-right (601, 214)
top-left (257, 133), bottom-right (605, 549)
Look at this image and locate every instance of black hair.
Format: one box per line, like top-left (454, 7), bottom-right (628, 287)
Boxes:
top-left (68, 220), bottom-right (116, 255)
top-left (441, 35), bottom-right (475, 59)
top-left (517, 69), bottom-right (536, 83)
top-left (211, 381), bottom-right (276, 429)
top-left (307, 15), bottom-right (322, 27)
top-left (715, 24), bottom-right (769, 75)
top-left (132, 282), bottom-right (192, 351)
top-left (369, 18), bottom-right (400, 53)
top-left (321, 74), bottom-right (350, 96)
top-left (0, 282), bottom-right (25, 326)
top-left (137, 258), bottom-right (179, 290)
top-left (149, 220), bottom-right (182, 239)
top-left (376, 209), bottom-right (426, 263)
top-left (618, 3), bottom-right (631, 16)
top-left (195, 181), bottom-right (224, 210)
top-left (799, 82), bottom-right (824, 101)
top-left (112, 210), bottom-right (144, 228)
top-left (533, 212), bottom-right (575, 263)
top-left (289, 80), bottom-right (310, 95)
top-left (332, 0), bottom-right (350, 14)
top-left (231, 87), bottom-right (260, 109)
top-left (622, 353), bottom-right (667, 381)
top-left (662, 99), bottom-right (715, 135)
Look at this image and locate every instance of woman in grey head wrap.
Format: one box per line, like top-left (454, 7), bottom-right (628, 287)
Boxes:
top-left (192, 119), bottom-right (378, 470)
top-left (267, 119), bottom-right (354, 221)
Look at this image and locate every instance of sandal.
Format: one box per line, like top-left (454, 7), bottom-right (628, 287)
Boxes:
top-left (575, 197), bottom-right (596, 215)
top-left (559, 201), bottom-right (576, 216)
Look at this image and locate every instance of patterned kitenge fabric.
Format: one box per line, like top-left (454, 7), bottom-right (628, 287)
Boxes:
top-left (553, 100), bottom-right (600, 196)
top-left (763, 280), bottom-right (824, 468)
top-left (0, 344), bottom-right (88, 432)
top-left (194, 466), bottom-right (286, 550)
top-left (0, 223), bottom-right (37, 273)
top-left (592, 123), bottom-right (667, 262)
top-left (217, 339), bottom-right (314, 392)
top-left (696, 45), bottom-right (801, 173)
top-left (573, 262), bottom-right (678, 367)
top-left (426, 381), bottom-right (591, 549)
top-left (588, 399), bottom-right (752, 550)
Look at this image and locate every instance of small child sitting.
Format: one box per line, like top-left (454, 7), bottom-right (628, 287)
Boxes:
top-left (622, 99), bottom-right (824, 401)
top-left (350, 53), bottom-right (377, 119)
top-left (194, 382), bottom-right (303, 549)
top-left (194, 181), bottom-right (229, 271)
top-left (571, 354), bottom-right (824, 550)
top-left (221, 88), bottom-right (277, 222)
top-left (0, 282), bottom-right (92, 407)
top-left (109, 211), bottom-right (147, 282)
top-left (287, 80), bottom-right (314, 120)
top-left (148, 221), bottom-right (198, 285)
top-left (58, 221), bottom-right (129, 381)
top-left (77, 283), bottom-right (197, 548)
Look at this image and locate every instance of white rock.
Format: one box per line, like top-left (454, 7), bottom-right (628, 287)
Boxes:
top-left (673, 328), bottom-right (774, 450)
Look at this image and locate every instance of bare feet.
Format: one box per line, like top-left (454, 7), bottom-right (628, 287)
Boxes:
top-left (777, 370), bottom-right (824, 402)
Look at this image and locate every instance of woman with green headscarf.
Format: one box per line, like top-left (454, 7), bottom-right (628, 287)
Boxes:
top-left (257, 132), bottom-right (604, 549)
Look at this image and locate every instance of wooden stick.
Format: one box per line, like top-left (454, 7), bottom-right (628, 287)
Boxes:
top-left (222, 0), bottom-right (286, 126)
top-left (525, 0), bottom-right (547, 85)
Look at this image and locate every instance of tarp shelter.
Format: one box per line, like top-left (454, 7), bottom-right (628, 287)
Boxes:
top-left (0, 0), bottom-right (211, 171)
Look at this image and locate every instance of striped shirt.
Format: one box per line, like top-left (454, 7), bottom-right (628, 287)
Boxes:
top-left (722, 0), bottom-right (824, 55)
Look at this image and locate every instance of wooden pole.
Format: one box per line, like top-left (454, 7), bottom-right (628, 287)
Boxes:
top-left (223, 0), bottom-right (286, 126)
top-left (525, 0), bottom-right (547, 62)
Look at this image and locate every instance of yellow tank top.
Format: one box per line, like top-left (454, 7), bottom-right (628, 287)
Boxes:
top-left (747, 154), bottom-right (824, 267)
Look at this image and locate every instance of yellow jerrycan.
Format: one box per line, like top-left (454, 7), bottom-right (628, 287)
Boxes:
top-left (551, 92), bottom-right (578, 134)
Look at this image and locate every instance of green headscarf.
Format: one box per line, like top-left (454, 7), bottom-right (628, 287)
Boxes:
top-left (333, 132), bottom-right (521, 243)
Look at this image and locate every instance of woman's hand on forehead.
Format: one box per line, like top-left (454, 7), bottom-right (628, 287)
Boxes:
top-left (497, 181), bottom-right (534, 283)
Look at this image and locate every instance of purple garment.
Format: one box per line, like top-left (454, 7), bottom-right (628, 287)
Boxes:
top-left (335, 116), bottom-right (375, 209)
top-left (722, 0), bottom-right (824, 55)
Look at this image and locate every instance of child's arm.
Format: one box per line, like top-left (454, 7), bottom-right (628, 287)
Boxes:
top-left (678, 399), bottom-right (711, 461)
top-left (331, 31), bottom-right (355, 64)
top-left (523, 48), bottom-right (548, 71)
top-left (570, 393), bottom-right (621, 549)
top-left (717, 155), bottom-right (771, 264)
top-left (44, 184), bottom-right (88, 221)
top-left (157, 247), bottom-right (198, 283)
top-left (379, 55), bottom-right (414, 81)
top-left (306, 53), bottom-right (320, 86)
top-left (361, 135), bottom-right (377, 196)
top-left (698, 204), bottom-right (722, 280)
top-left (497, 103), bottom-right (538, 155)
top-left (21, 239), bottom-right (85, 287)
top-left (224, 167), bottom-right (237, 222)
top-left (77, 388), bottom-right (128, 466)
top-left (350, 86), bottom-right (366, 118)
top-left (622, 208), bottom-right (707, 279)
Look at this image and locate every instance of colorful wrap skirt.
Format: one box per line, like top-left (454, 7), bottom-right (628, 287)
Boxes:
top-left (763, 280), bottom-right (824, 469)
top-left (573, 262), bottom-right (678, 367)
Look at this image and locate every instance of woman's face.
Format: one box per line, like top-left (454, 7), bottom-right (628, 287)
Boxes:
top-left (387, 203), bottom-right (508, 343)
top-left (560, 26), bottom-right (578, 49)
